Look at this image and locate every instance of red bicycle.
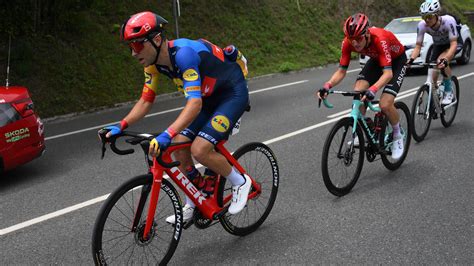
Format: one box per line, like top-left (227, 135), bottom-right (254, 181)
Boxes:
top-left (92, 130), bottom-right (279, 265)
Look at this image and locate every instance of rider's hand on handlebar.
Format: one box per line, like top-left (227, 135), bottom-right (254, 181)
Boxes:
top-left (99, 120), bottom-right (128, 140)
top-left (317, 88), bottom-right (329, 99)
top-left (360, 87), bottom-right (376, 102)
top-left (148, 131), bottom-right (172, 157)
top-left (316, 82), bottom-right (332, 100)
top-left (437, 58), bottom-right (448, 69)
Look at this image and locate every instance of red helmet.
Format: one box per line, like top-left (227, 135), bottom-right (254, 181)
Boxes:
top-left (120, 11), bottom-right (168, 41)
top-left (343, 13), bottom-right (370, 39)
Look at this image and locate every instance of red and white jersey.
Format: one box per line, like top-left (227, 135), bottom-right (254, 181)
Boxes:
top-left (339, 27), bottom-right (405, 69)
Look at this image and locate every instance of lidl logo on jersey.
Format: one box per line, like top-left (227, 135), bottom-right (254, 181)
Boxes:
top-left (211, 115), bottom-right (230, 133)
top-left (183, 69), bottom-right (199, 81)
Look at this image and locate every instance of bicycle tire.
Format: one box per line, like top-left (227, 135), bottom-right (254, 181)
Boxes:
top-left (218, 142), bottom-right (279, 236)
top-left (321, 117), bottom-right (365, 196)
top-left (440, 76), bottom-right (460, 127)
top-left (92, 175), bottom-right (182, 266)
top-left (411, 84), bottom-right (432, 142)
top-left (380, 101), bottom-right (412, 170)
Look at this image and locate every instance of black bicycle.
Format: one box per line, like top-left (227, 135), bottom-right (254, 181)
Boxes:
top-left (319, 90), bottom-right (412, 196)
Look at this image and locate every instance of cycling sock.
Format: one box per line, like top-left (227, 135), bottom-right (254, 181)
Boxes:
top-left (443, 77), bottom-right (452, 93)
top-left (392, 122), bottom-right (401, 138)
top-left (225, 167), bottom-right (245, 186)
top-left (185, 196), bottom-right (195, 208)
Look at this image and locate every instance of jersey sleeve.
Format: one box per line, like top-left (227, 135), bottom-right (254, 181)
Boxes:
top-left (175, 46), bottom-right (202, 99)
top-left (416, 21), bottom-right (426, 44)
top-left (445, 16), bottom-right (459, 41)
top-left (141, 65), bottom-right (159, 103)
top-left (339, 39), bottom-right (352, 69)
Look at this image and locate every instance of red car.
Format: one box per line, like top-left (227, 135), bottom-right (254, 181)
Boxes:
top-left (0, 86), bottom-right (45, 172)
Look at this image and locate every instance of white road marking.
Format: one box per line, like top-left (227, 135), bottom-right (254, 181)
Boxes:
top-left (45, 80), bottom-right (310, 141)
top-left (4, 70), bottom-right (470, 236)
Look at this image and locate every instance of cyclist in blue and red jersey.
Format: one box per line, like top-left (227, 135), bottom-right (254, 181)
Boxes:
top-left (317, 13), bottom-right (408, 159)
top-left (100, 11), bottom-right (251, 224)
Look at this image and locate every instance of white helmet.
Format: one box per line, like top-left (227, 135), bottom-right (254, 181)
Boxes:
top-left (419, 0), bottom-right (441, 15)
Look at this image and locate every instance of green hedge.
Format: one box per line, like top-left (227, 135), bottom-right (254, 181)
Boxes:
top-left (0, 0), bottom-right (470, 117)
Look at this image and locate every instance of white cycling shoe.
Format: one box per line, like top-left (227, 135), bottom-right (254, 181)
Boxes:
top-left (228, 174), bottom-right (252, 215)
top-left (165, 204), bottom-right (194, 225)
top-left (441, 92), bottom-right (454, 105)
top-left (391, 135), bottom-right (404, 160)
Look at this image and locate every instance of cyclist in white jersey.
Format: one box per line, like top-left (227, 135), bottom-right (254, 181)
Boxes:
top-left (408, 0), bottom-right (459, 104)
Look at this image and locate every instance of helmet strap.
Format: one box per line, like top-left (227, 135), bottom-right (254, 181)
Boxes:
top-left (150, 33), bottom-right (164, 65)
top-left (364, 34), bottom-right (370, 49)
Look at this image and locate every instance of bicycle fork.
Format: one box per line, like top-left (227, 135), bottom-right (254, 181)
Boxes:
top-left (132, 157), bottom-right (164, 241)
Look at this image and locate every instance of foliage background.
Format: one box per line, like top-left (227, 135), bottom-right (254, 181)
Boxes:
top-left (0, 0), bottom-right (472, 117)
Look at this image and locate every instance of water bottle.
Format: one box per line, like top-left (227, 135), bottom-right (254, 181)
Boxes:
top-left (224, 45), bottom-right (248, 78)
top-left (364, 117), bottom-right (375, 132)
top-left (224, 45), bottom-right (238, 61)
top-left (202, 168), bottom-right (217, 197)
top-left (186, 166), bottom-right (205, 190)
top-left (374, 112), bottom-right (384, 133)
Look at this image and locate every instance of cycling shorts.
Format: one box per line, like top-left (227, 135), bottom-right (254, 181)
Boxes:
top-left (180, 80), bottom-right (249, 145)
top-left (429, 44), bottom-right (451, 63)
top-left (357, 53), bottom-right (407, 97)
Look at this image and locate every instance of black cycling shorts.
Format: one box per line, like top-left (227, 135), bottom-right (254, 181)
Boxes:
top-left (429, 44), bottom-right (451, 62)
top-left (357, 53), bottom-right (407, 97)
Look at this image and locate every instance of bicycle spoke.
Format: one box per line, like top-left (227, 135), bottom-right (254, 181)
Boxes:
top-left (106, 216), bottom-right (131, 231)
top-left (103, 232), bottom-right (131, 244)
top-left (146, 244), bottom-right (160, 262)
top-left (111, 204), bottom-right (133, 225)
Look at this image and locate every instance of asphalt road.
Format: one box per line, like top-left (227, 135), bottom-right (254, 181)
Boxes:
top-left (1, 60), bottom-right (473, 264)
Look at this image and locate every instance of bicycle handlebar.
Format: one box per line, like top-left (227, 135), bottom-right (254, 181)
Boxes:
top-left (318, 90), bottom-right (381, 112)
top-left (98, 129), bottom-right (181, 169)
top-left (410, 62), bottom-right (438, 67)
top-left (409, 62), bottom-right (448, 77)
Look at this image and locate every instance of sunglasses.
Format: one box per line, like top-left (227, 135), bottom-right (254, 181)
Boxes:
top-left (128, 38), bottom-right (149, 53)
top-left (422, 14), bottom-right (436, 21)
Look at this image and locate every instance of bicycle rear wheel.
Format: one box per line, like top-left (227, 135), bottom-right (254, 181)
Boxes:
top-left (411, 84), bottom-right (432, 142)
top-left (321, 117), bottom-right (365, 196)
top-left (218, 142), bottom-right (279, 236)
top-left (92, 175), bottom-right (182, 265)
top-left (380, 101), bottom-right (412, 170)
top-left (440, 76), bottom-right (460, 127)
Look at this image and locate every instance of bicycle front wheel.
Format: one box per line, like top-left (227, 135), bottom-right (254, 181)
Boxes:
top-left (411, 84), bottom-right (432, 142)
top-left (321, 117), bottom-right (365, 196)
top-left (380, 101), bottom-right (412, 170)
top-left (92, 175), bottom-right (182, 265)
top-left (440, 76), bottom-right (460, 127)
top-left (218, 142), bottom-right (279, 236)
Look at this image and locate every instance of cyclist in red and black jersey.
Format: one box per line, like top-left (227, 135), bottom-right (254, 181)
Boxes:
top-left (317, 13), bottom-right (408, 159)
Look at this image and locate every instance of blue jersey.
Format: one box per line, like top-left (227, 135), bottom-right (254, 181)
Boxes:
top-left (141, 38), bottom-right (245, 102)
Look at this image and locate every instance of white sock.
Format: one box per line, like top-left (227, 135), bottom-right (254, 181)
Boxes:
top-left (185, 196), bottom-right (195, 208)
top-left (225, 167), bottom-right (245, 186)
